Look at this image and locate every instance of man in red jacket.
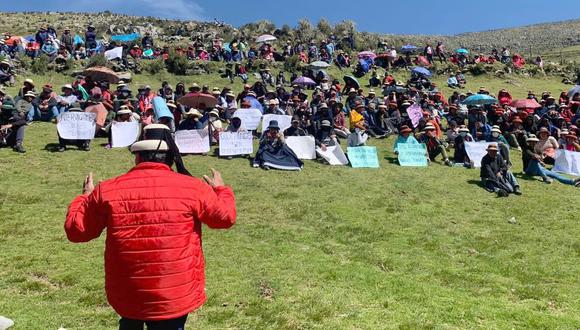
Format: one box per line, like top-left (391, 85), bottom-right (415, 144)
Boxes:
top-left (65, 126), bottom-right (236, 330)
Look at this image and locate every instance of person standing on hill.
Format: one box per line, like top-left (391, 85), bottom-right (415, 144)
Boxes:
top-left (64, 124), bottom-right (237, 329)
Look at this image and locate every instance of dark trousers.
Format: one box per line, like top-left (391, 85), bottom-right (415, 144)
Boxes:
top-left (119, 314), bottom-right (188, 330)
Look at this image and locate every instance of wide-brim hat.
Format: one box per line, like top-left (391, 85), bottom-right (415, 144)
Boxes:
top-left (565, 132), bottom-right (577, 139)
top-left (1, 59), bottom-right (11, 66)
top-left (130, 140), bottom-right (168, 153)
top-left (24, 91), bottom-right (36, 98)
top-left (24, 78), bottom-right (34, 86)
top-left (184, 109), bottom-right (202, 117)
top-left (423, 124), bottom-right (436, 131)
top-left (117, 109), bottom-right (132, 115)
top-left (267, 120), bottom-right (280, 130)
top-left (491, 127), bottom-right (502, 134)
top-left (348, 88), bottom-right (356, 94)
top-left (321, 120), bottom-right (332, 127)
top-left (209, 109), bottom-right (220, 117)
top-left (459, 126), bottom-right (469, 133)
top-left (538, 127), bottom-right (549, 134)
top-left (399, 125), bottom-right (412, 134)
top-left (486, 144), bottom-right (498, 151)
top-left (319, 102), bottom-right (329, 109)
top-left (268, 99), bottom-right (278, 106)
top-left (526, 134), bottom-right (539, 142)
top-left (68, 107), bottom-right (83, 112)
top-left (62, 84), bottom-right (73, 90)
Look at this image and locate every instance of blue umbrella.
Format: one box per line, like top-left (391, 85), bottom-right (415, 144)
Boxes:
top-left (292, 76), bottom-right (316, 86)
top-left (456, 48), bottom-right (469, 54)
top-left (411, 67), bottom-right (432, 77)
top-left (462, 94), bottom-right (498, 106)
top-left (401, 44), bottom-right (418, 52)
top-left (243, 96), bottom-right (264, 113)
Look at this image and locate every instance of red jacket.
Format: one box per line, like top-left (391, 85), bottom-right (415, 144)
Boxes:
top-left (65, 162), bottom-right (236, 320)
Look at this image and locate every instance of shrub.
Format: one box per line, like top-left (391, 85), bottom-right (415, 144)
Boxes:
top-left (85, 54), bottom-right (109, 68)
top-left (165, 50), bottom-right (189, 75)
top-left (142, 58), bottom-right (166, 74)
top-left (468, 63), bottom-right (486, 76)
top-left (31, 54), bottom-right (50, 74)
top-left (284, 55), bottom-right (301, 73)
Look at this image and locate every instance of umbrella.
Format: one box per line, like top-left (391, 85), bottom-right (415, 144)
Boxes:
top-left (292, 76), bottom-right (316, 86)
top-left (177, 93), bottom-right (217, 109)
top-left (383, 85), bottom-right (408, 95)
top-left (456, 48), bottom-right (469, 54)
top-left (83, 66), bottom-right (120, 83)
top-left (343, 75), bottom-right (360, 89)
top-left (309, 61), bottom-right (331, 69)
top-left (462, 94), bottom-right (498, 106)
top-left (255, 34), bottom-right (277, 43)
top-left (401, 44), bottom-right (418, 53)
top-left (568, 85), bottom-right (580, 98)
top-left (411, 67), bottom-right (432, 77)
top-left (511, 99), bottom-right (541, 109)
top-left (357, 51), bottom-right (376, 59)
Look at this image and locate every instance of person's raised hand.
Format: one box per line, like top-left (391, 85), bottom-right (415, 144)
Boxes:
top-left (82, 172), bottom-right (95, 195)
top-left (203, 168), bottom-right (225, 188)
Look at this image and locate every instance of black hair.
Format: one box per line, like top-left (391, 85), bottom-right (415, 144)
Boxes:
top-left (137, 151), bottom-right (173, 166)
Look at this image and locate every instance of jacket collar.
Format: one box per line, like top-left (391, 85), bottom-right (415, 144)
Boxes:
top-left (129, 162), bottom-right (172, 172)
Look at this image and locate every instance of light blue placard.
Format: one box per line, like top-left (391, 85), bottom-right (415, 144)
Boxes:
top-left (347, 146), bottom-right (380, 168)
top-left (397, 143), bottom-right (428, 166)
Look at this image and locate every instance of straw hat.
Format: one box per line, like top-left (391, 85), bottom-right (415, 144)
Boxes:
top-left (184, 109), bottom-right (202, 118)
top-left (491, 127), bottom-right (502, 134)
top-left (24, 91), bottom-right (36, 98)
top-left (321, 120), bottom-right (332, 127)
top-left (399, 125), bottom-right (412, 134)
top-left (130, 140), bottom-right (168, 153)
top-left (268, 99), bottom-right (278, 106)
top-left (209, 109), bottom-right (220, 117)
top-left (62, 84), bottom-right (73, 90)
top-left (526, 134), bottom-right (539, 143)
top-left (24, 78), bottom-right (34, 86)
top-left (459, 126), bottom-right (469, 133)
top-left (143, 124), bottom-right (170, 131)
top-left (423, 124), bottom-right (436, 131)
top-left (486, 144), bottom-right (498, 151)
top-left (117, 108), bottom-right (132, 115)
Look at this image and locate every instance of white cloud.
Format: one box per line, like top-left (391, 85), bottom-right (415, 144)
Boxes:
top-left (72, 0), bottom-right (206, 21)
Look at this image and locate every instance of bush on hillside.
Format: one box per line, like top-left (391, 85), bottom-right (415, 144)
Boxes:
top-left (85, 54), bottom-right (109, 68)
top-left (468, 63), bottom-right (486, 76)
top-left (165, 51), bottom-right (188, 75)
top-left (142, 58), bottom-right (166, 74)
top-left (31, 54), bottom-right (50, 74)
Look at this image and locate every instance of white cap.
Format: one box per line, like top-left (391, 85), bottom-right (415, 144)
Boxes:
top-left (130, 140), bottom-right (168, 153)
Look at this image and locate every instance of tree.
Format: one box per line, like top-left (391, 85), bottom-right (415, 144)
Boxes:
top-left (334, 20), bottom-right (356, 38)
top-left (317, 18), bottom-right (332, 36)
top-left (296, 18), bottom-right (314, 42)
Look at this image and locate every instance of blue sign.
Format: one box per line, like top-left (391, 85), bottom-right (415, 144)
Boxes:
top-left (397, 143), bottom-right (428, 166)
top-left (347, 146), bottom-right (380, 168)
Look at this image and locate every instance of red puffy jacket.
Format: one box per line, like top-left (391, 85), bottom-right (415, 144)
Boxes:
top-left (65, 162), bottom-right (236, 320)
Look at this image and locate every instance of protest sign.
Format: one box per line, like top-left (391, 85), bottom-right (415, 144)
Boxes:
top-left (152, 96), bottom-right (174, 120)
top-left (175, 129), bottom-right (210, 153)
top-left (465, 142), bottom-right (496, 168)
top-left (233, 108), bottom-right (262, 130)
top-left (218, 131), bottom-right (254, 156)
top-left (111, 121), bottom-right (140, 148)
top-left (553, 149), bottom-right (580, 176)
top-left (397, 143), bottom-right (428, 166)
top-left (262, 114), bottom-right (292, 133)
top-left (104, 46), bottom-right (123, 60)
top-left (347, 146), bottom-right (380, 168)
top-left (316, 145), bottom-right (349, 165)
top-left (407, 104), bottom-right (423, 128)
top-left (286, 136), bottom-right (316, 159)
top-left (57, 112), bottom-right (96, 140)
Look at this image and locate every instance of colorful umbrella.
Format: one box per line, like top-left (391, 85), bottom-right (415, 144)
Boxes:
top-left (292, 76), bottom-right (316, 86)
top-left (255, 34), bottom-right (277, 43)
top-left (411, 67), bottom-right (432, 77)
top-left (511, 99), bottom-right (541, 109)
top-left (343, 75), bottom-right (360, 89)
top-left (177, 93), bottom-right (217, 109)
top-left (462, 94), bottom-right (498, 106)
top-left (456, 48), bottom-right (469, 54)
top-left (309, 61), bottom-right (331, 69)
top-left (83, 66), bottom-right (120, 83)
top-left (401, 44), bottom-right (418, 53)
top-left (357, 51), bottom-right (376, 59)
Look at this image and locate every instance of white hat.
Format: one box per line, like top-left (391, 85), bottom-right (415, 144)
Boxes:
top-left (491, 127), bottom-right (502, 134)
top-left (166, 101), bottom-right (177, 109)
top-left (62, 84), bottom-right (73, 90)
top-left (184, 109), bottom-right (202, 117)
top-left (143, 123), bottom-right (170, 131)
top-left (226, 91), bottom-right (235, 97)
top-left (117, 108), bottom-right (132, 115)
top-left (24, 78), bottom-right (35, 86)
top-left (24, 91), bottom-right (36, 98)
top-left (459, 126), bottom-right (469, 133)
top-left (130, 140), bottom-right (168, 153)
top-left (268, 99), bottom-right (278, 105)
top-left (209, 109), bottom-right (220, 117)
top-left (526, 134), bottom-right (539, 142)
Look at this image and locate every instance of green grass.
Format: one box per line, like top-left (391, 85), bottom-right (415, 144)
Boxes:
top-left (0, 119), bottom-right (579, 329)
top-left (1, 70), bottom-right (579, 329)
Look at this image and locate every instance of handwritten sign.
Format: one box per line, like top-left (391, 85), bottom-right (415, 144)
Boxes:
top-left (465, 142), bottom-right (496, 168)
top-left (316, 145), bottom-right (349, 165)
top-left (218, 131), bottom-right (254, 156)
top-left (397, 143), bottom-right (428, 166)
top-left (262, 114), bottom-right (292, 133)
top-left (347, 146), bottom-right (380, 168)
top-left (175, 129), bottom-right (210, 154)
top-left (111, 121), bottom-right (140, 148)
top-left (286, 136), bottom-right (316, 159)
top-left (553, 149), bottom-right (580, 176)
top-left (407, 104), bottom-right (423, 128)
top-left (57, 112), bottom-right (96, 140)
top-left (233, 108), bottom-right (262, 130)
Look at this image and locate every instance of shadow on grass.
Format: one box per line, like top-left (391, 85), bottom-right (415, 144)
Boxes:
top-left (384, 156), bottom-right (399, 164)
top-left (513, 172), bottom-right (540, 182)
top-left (43, 143), bottom-right (61, 152)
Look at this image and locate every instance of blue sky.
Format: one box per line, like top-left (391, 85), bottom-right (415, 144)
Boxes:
top-left (1, 0), bottom-right (579, 35)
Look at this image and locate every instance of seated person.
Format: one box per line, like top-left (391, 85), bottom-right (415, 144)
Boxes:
top-left (447, 74), bottom-right (459, 88)
top-left (348, 103), bottom-right (368, 147)
top-left (253, 120), bottom-right (303, 171)
top-left (177, 109), bottom-right (203, 130)
top-left (480, 144), bottom-right (521, 197)
top-left (446, 120), bottom-right (459, 146)
top-left (523, 134), bottom-right (579, 186)
top-left (418, 123), bottom-right (452, 166)
top-left (57, 104), bottom-right (92, 152)
top-left (104, 106), bottom-right (139, 148)
top-left (363, 104), bottom-right (387, 139)
top-left (453, 125), bottom-right (474, 167)
top-left (27, 85), bottom-right (58, 122)
top-left (486, 126), bottom-right (511, 167)
top-left (535, 127), bottom-right (559, 165)
top-left (332, 102), bottom-right (350, 138)
top-left (55, 84), bottom-right (78, 115)
top-left (560, 132), bottom-right (580, 151)
top-left (0, 103), bottom-right (26, 153)
top-left (315, 120), bottom-right (338, 153)
top-left (393, 125), bottom-right (418, 154)
top-left (284, 119), bottom-right (308, 137)
top-left (225, 116), bottom-right (244, 133)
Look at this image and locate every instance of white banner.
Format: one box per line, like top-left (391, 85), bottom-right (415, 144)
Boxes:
top-left (233, 108), bottom-right (262, 130)
top-left (105, 46), bottom-right (123, 60)
top-left (553, 149), bottom-right (580, 176)
top-left (262, 114), bottom-right (292, 133)
top-left (57, 112), bottom-right (96, 140)
top-left (175, 129), bottom-right (210, 154)
top-left (286, 136), bottom-right (316, 159)
top-left (218, 131), bottom-right (254, 156)
top-left (316, 145), bottom-right (349, 165)
top-left (111, 121), bottom-right (140, 148)
top-left (465, 142), bottom-right (496, 168)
